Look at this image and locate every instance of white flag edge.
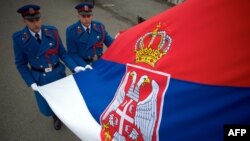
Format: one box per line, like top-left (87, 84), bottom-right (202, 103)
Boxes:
top-left (37, 75), bottom-right (101, 141)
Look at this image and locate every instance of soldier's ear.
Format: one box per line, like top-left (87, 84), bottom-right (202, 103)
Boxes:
top-left (22, 18), bottom-right (27, 24)
top-left (77, 14), bottom-right (81, 19)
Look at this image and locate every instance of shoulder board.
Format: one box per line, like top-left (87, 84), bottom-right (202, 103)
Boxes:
top-left (12, 28), bottom-right (29, 41)
top-left (92, 21), bottom-right (105, 32)
top-left (43, 25), bottom-right (57, 31)
top-left (67, 21), bottom-right (80, 31)
top-left (12, 30), bottom-right (23, 39)
top-left (92, 20), bottom-right (102, 26)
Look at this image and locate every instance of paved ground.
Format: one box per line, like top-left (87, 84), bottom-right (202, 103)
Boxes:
top-left (0, 0), bottom-right (171, 140)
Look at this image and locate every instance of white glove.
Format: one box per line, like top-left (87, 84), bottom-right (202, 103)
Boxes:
top-left (74, 66), bottom-right (86, 73)
top-left (84, 64), bottom-right (93, 70)
top-left (31, 83), bottom-right (39, 91)
top-left (115, 32), bottom-right (120, 39)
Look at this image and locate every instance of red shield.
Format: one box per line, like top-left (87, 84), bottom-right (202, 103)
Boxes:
top-left (100, 64), bottom-right (170, 141)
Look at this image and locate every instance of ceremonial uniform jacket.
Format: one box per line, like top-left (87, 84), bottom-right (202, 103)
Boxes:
top-left (66, 20), bottom-right (114, 66)
top-left (12, 25), bottom-right (77, 87)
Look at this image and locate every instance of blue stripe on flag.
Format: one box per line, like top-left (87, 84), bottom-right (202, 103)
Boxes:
top-left (161, 79), bottom-right (250, 141)
top-left (74, 59), bottom-right (126, 122)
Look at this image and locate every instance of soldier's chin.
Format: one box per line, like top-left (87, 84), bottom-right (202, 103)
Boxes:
top-left (34, 27), bottom-right (41, 33)
top-left (84, 22), bottom-right (91, 27)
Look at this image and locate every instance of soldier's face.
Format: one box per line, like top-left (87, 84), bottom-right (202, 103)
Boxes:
top-left (78, 14), bottom-right (93, 27)
top-left (23, 18), bottom-right (42, 33)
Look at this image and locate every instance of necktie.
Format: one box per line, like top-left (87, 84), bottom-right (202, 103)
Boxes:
top-left (35, 33), bottom-right (41, 44)
top-left (86, 28), bottom-right (90, 35)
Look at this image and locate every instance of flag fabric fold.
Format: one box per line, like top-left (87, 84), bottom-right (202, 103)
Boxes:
top-left (38, 75), bottom-right (101, 141)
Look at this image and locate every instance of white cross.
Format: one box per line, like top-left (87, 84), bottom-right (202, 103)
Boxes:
top-left (116, 99), bottom-right (134, 134)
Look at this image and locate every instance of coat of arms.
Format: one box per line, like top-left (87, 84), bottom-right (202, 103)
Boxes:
top-left (100, 64), bottom-right (170, 141)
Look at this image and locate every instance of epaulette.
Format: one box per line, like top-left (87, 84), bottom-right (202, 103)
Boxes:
top-left (12, 29), bottom-right (30, 42)
top-left (42, 25), bottom-right (58, 37)
top-left (68, 21), bottom-right (82, 34)
top-left (12, 30), bottom-right (22, 39)
top-left (92, 20), bottom-right (102, 26)
top-left (67, 22), bottom-right (79, 32)
top-left (43, 25), bottom-right (57, 31)
top-left (92, 21), bottom-right (104, 32)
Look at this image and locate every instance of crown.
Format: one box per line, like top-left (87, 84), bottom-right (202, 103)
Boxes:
top-left (135, 23), bottom-right (172, 67)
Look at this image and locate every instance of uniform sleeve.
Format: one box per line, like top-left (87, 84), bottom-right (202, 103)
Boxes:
top-left (103, 25), bottom-right (114, 47)
top-left (56, 31), bottom-right (78, 71)
top-left (12, 34), bottom-right (35, 87)
top-left (66, 27), bottom-right (87, 66)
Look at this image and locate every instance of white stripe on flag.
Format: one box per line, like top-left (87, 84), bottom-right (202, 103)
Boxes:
top-left (38, 75), bottom-right (101, 141)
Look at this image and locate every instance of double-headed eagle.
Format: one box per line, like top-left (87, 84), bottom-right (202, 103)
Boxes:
top-left (102, 71), bottom-right (159, 141)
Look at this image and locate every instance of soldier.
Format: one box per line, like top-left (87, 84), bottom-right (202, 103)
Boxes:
top-left (12, 4), bottom-right (86, 130)
top-left (66, 2), bottom-right (114, 66)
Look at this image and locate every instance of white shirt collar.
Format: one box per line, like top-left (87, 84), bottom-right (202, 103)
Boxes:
top-left (29, 29), bottom-right (42, 39)
top-left (81, 24), bottom-right (91, 32)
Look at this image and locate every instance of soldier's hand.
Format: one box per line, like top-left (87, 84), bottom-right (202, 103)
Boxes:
top-left (84, 64), bottom-right (93, 70)
top-left (31, 83), bottom-right (39, 91)
top-left (74, 66), bottom-right (86, 73)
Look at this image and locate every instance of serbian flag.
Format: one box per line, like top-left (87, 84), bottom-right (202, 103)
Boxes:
top-left (39, 0), bottom-right (250, 140)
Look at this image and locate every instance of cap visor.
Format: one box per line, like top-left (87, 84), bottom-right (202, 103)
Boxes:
top-left (24, 13), bottom-right (41, 20)
top-left (79, 11), bottom-right (92, 16)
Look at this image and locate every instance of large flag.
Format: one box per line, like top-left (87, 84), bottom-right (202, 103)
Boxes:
top-left (39, 0), bottom-right (250, 140)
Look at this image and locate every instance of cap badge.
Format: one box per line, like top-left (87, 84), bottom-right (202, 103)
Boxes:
top-left (28, 8), bottom-right (35, 14)
top-left (84, 5), bottom-right (89, 11)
